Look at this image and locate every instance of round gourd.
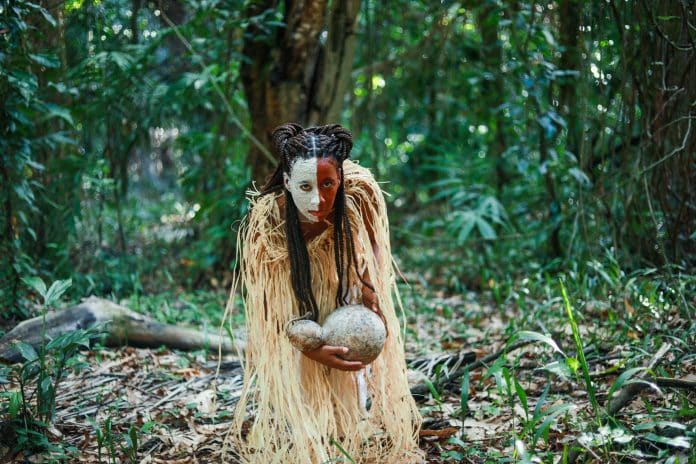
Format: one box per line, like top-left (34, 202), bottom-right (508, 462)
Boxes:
top-left (286, 305), bottom-right (386, 364)
top-left (286, 319), bottom-right (324, 352)
top-left (321, 305), bottom-right (386, 364)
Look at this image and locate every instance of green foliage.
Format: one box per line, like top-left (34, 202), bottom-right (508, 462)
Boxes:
top-left (2, 0), bottom-right (694, 310)
top-left (0, 1), bottom-right (78, 317)
top-left (0, 278), bottom-right (105, 458)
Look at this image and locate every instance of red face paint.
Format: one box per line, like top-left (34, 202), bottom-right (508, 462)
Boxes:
top-left (284, 157), bottom-right (341, 223)
top-left (311, 158), bottom-right (340, 223)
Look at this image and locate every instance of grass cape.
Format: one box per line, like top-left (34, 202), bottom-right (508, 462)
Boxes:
top-left (227, 160), bottom-right (423, 463)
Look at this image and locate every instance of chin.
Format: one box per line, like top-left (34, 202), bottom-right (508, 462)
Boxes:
top-left (302, 213), bottom-right (320, 223)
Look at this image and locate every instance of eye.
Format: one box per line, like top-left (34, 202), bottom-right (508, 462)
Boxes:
top-left (322, 180), bottom-right (334, 188)
top-left (300, 184), bottom-right (312, 192)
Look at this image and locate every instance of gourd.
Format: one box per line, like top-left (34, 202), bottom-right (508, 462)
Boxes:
top-left (286, 305), bottom-right (386, 364)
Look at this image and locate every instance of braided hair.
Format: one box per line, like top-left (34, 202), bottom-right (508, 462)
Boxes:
top-left (261, 123), bottom-right (374, 321)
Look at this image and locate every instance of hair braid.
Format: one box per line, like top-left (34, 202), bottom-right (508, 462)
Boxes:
top-left (260, 122), bottom-right (372, 320)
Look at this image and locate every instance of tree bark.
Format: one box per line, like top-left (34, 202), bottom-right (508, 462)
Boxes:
top-left (638, 1), bottom-right (696, 265)
top-left (477, 3), bottom-right (508, 192)
top-left (558, 0), bottom-right (582, 158)
top-left (242, 0), bottom-right (361, 184)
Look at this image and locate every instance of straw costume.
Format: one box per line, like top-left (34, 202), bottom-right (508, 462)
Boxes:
top-left (228, 124), bottom-right (423, 463)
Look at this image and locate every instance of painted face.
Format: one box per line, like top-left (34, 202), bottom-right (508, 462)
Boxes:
top-left (284, 157), bottom-right (341, 223)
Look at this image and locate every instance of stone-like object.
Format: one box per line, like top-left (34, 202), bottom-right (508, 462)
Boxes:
top-left (286, 305), bottom-right (386, 364)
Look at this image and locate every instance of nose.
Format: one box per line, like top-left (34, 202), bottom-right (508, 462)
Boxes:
top-left (310, 189), bottom-right (320, 207)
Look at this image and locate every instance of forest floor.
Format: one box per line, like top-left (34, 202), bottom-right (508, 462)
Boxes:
top-left (1, 284), bottom-right (694, 463)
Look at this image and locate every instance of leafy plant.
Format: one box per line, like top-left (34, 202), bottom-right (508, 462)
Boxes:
top-left (0, 277), bottom-right (104, 458)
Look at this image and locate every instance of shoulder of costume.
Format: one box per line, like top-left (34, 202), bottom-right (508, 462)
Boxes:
top-left (343, 159), bottom-right (386, 200)
top-left (244, 187), bottom-right (283, 230)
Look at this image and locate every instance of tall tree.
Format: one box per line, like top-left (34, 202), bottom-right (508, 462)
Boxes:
top-left (477, 1), bottom-right (508, 192)
top-left (557, 0), bottom-right (582, 158)
top-left (636, 1), bottom-right (695, 264)
top-left (241, 0), bottom-right (360, 183)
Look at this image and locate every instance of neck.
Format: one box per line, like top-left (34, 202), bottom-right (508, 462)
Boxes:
top-left (299, 214), bottom-right (332, 241)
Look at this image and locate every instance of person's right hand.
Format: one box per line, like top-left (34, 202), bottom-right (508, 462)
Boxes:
top-left (301, 345), bottom-right (365, 371)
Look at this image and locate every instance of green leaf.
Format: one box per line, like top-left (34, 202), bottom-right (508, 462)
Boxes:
top-left (606, 367), bottom-right (646, 413)
top-left (541, 360), bottom-right (573, 379)
top-left (514, 377), bottom-right (528, 418)
top-left (476, 217), bottom-right (497, 240)
top-left (423, 377), bottom-right (441, 402)
top-left (565, 357), bottom-right (579, 374)
top-left (40, 376), bottom-right (52, 394)
top-left (644, 433), bottom-right (690, 449)
top-left (510, 330), bottom-right (566, 356)
top-left (568, 167), bottom-right (591, 187)
top-left (140, 421), bottom-right (158, 434)
top-left (28, 53), bottom-right (60, 68)
top-left (39, 7), bottom-right (57, 26)
top-left (633, 421), bottom-right (686, 432)
top-left (44, 278), bottom-right (72, 306)
top-left (42, 103), bottom-right (74, 126)
top-left (533, 383), bottom-right (550, 421)
top-left (14, 341), bottom-right (38, 362)
top-left (460, 368), bottom-right (470, 417)
top-left (8, 391), bottom-right (22, 417)
top-left (22, 276), bottom-right (47, 297)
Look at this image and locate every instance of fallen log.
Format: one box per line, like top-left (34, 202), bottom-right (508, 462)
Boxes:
top-left (0, 296), bottom-right (244, 363)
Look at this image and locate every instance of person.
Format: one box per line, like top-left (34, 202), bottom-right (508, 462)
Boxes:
top-left (227, 123), bottom-right (423, 463)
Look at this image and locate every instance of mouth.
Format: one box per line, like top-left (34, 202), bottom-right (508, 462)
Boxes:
top-left (308, 210), bottom-right (322, 217)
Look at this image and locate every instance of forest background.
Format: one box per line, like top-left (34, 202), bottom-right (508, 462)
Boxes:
top-left (0, 0), bottom-right (694, 462)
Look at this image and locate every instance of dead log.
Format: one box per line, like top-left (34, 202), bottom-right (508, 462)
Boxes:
top-left (0, 297), bottom-right (244, 363)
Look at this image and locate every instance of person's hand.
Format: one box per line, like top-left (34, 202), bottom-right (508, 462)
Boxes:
top-left (302, 345), bottom-right (365, 371)
top-left (362, 286), bottom-right (381, 314)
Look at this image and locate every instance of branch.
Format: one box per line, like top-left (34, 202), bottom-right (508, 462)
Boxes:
top-left (607, 343), bottom-right (671, 415)
top-left (410, 340), bottom-right (534, 401)
top-left (655, 376), bottom-right (696, 391)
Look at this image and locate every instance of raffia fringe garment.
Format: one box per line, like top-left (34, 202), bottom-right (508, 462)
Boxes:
top-left (227, 160), bottom-right (424, 463)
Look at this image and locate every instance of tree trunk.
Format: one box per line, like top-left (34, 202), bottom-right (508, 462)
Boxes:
top-left (558, 0), bottom-right (582, 159)
top-left (477, 3), bottom-right (508, 192)
top-left (636, 2), bottom-right (696, 265)
top-left (242, 0), bottom-right (361, 184)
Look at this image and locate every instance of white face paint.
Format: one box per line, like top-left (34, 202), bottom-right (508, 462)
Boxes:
top-left (284, 157), bottom-right (320, 223)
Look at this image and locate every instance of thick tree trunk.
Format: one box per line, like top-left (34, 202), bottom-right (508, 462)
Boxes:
top-left (558, 0), bottom-right (581, 158)
top-left (478, 3), bottom-right (508, 192)
top-left (636, 2), bottom-right (696, 265)
top-left (242, 0), bottom-right (361, 184)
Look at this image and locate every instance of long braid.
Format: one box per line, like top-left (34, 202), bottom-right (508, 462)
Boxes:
top-left (260, 123), bottom-right (374, 320)
top-left (285, 190), bottom-right (320, 318)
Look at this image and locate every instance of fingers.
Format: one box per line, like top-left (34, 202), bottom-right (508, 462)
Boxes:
top-left (323, 345), bottom-right (349, 355)
top-left (322, 346), bottom-right (365, 371)
top-left (330, 358), bottom-right (364, 371)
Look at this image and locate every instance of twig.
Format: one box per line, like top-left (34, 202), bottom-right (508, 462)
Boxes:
top-left (410, 340), bottom-right (534, 401)
top-left (655, 376), bottom-right (696, 391)
top-left (608, 343), bottom-right (671, 416)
